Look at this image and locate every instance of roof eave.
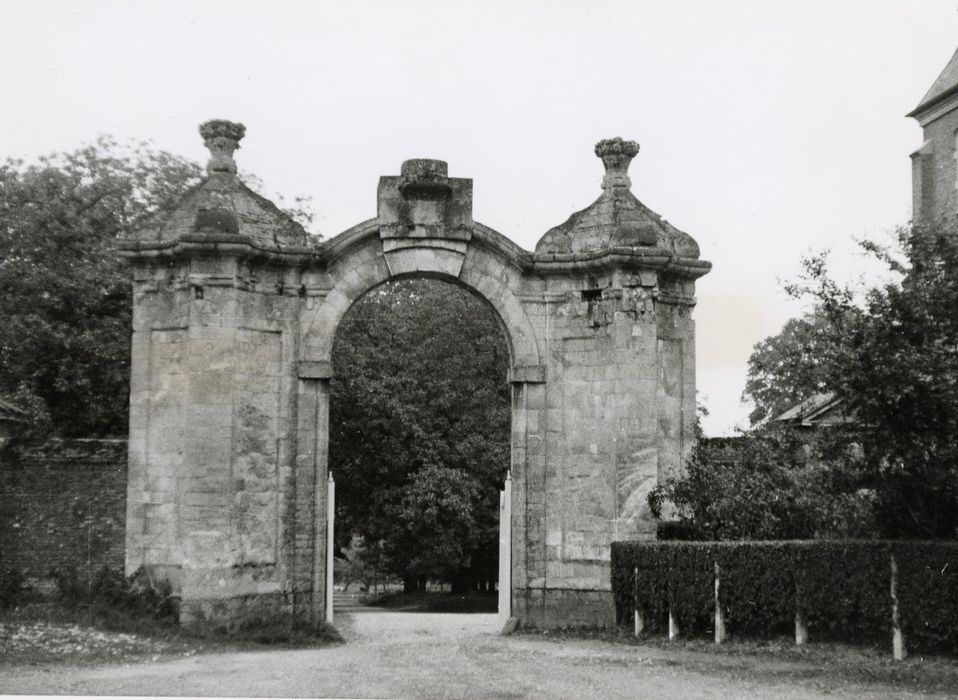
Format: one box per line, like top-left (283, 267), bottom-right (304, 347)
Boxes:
top-left (907, 83), bottom-right (958, 120)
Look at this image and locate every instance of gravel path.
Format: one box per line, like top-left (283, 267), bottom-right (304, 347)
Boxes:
top-left (0, 611), bottom-right (953, 699)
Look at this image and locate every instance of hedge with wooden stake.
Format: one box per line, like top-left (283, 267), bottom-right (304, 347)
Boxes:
top-left (611, 540), bottom-right (958, 657)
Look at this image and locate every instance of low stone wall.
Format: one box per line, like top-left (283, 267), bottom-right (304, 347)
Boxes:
top-left (0, 439), bottom-right (127, 585)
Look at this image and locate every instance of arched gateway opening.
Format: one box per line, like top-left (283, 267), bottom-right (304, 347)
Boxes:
top-left (120, 121), bottom-right (709, 631)
top-left (328, 277), bottom-right (512, 609)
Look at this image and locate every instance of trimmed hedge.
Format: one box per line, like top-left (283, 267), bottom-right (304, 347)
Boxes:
top-left (612, 540), bottom-right (958, 653)
top-left (0, 568), bottom-right (24, 608)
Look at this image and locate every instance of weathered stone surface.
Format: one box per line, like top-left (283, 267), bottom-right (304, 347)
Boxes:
top-left (121, 123), bottom-right (710, 630)
top-left (130, 120), bottom-right (310, 251)
top-left (536, 138), bottom-right (700, 258)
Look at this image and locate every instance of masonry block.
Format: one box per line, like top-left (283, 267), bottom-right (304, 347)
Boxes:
top-left (117, 125), bottom-right (709, 632)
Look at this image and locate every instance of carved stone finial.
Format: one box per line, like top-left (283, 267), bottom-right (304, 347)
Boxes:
top-left (399, 159), bottom-right (452, 199)
top-left (595, 137), bottom-right (639, 190)
top-left (199, 119), bottom-right (246, 175)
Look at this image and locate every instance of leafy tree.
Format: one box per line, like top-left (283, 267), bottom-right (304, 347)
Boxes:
top-left (335, 534), bottom-right (390, 593)
top-left (0, 138), bottom-right (320, 438)
top-left (383, 464), bottom-right (481, 586)
top-left (329, 278), bottom-right (510, 590)
top-left (648, 424), bottom-right (875, 539)
top-left (686, 223), bottom-right (958, 540)
top-left (789, 225), bottom-right (958, 538)
top-left (743, 309), bottom-right (838, 426)
top-left (0, 138), bottom-right (202, 436)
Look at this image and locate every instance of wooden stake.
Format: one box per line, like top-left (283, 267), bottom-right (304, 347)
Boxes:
top-left (632, 566), bottom-right (644, 636)
top-left (795, 609), bottom-right (808, 646)
top-left (891, 553), bottom-right (906, 661)
top-left (714, 561), bottom-right (726, 644)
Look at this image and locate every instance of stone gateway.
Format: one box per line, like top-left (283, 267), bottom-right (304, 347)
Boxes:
top-left (120, 121), bottom-right (710, 629)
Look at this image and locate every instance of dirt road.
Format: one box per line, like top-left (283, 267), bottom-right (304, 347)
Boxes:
top-left (1, 611), bottom-right (954, 699)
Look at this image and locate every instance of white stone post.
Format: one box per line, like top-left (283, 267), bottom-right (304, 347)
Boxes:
top-left (891, 553), bottom-right (906, 661)
top-left (714, 561), bottom-right (726, 644)
top-left (795, 609), bottom-right (808, 645)
top-left (633, 566), bottom-right (644, 637)
top-left (325, 472), bottom-right (335, 624)
top-left (498, 471), bottom-right (512, 628)
top-left (669, 608), bottom-right (679, 640)
top-left (795, 568), bottom-right (808, 646)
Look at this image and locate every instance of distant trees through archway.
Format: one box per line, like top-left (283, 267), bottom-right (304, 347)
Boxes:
top-left (329, 277), bottom-right (510, 595)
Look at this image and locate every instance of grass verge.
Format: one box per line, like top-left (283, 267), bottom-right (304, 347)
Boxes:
top-left (0, 601), bottom-right (342, 667)
top-left (520, 626), bottom-right (958, 696)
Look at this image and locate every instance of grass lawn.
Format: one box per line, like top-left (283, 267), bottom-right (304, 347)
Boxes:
top-left (371, 590), bottom-right (498, 613)
top-left (523, 625), bottom-right (958, 697)
top-left (0, 601), bottom-right (342, 667)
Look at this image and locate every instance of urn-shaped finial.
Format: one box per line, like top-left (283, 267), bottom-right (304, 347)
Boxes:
top-left (595, 137), bottom-right (639, 190)
top-left (199, 119), bottom-right (246, 175)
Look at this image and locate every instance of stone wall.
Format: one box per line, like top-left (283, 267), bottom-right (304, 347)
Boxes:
top-left (504, 270), bottom-right (697, 627)
top-left (0, 439), bottom-right (127, 583)
top-left (120, 123), bottom-right (710, 630)
top-left (124, 259), bottom-right (303, 626)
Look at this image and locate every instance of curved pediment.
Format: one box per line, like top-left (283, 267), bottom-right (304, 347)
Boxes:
top-left (319, 217), bottom-right (535, 274)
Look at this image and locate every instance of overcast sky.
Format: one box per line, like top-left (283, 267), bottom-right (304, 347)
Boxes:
top-left (2, 0), bottom-right (956, 435)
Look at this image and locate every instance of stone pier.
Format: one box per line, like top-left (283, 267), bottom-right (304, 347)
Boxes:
top-left (121, 122), bottom-right (709, 629)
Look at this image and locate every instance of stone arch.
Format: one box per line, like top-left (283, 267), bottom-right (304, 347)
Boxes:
top-left (298, 219), bottom-right (542, 374)
top-left (292, 198), bottom-right (546, 627)
top-left (121, 124), bottom-right (710, 632)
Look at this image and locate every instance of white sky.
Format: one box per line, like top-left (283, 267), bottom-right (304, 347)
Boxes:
top-left (1, 0), bottom-right (956, 435)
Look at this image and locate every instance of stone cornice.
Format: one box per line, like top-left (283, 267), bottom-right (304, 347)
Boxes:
top-left (319, 218), bottom-right (381, 264)
top-left (469, 223), bottom-right (535, 270)
top-left (121, 222), bottom-right (711, 280)
top-left (119, 234), bottom-right (321, 266)
top-left (910, 89), bottom-right (958, 127)
top-left (530, 247), bottom-right (711, 280)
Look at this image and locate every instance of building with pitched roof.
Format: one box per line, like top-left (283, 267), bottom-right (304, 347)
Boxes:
top-left (770, 392), bottom-right (851, 429)
top-left (908, 47), bottom-right (958, 223)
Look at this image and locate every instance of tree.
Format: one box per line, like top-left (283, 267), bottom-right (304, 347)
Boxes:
top-left (648, 424), bottom-right (875, 540)
top-left (0, 138), bottom-right (202, 436)
top-left (708, 223), bottom-right (958, 539)
top-left (789, 225), bottom-right (958, 538)
top-left (383, 464), bottom-right (481, 589)
top-left (329, 278), bottom-right (510, 590)
top-left (0, 138), bottom-right (320, 438)
top-left (742, 309), bottom-right (839, 426)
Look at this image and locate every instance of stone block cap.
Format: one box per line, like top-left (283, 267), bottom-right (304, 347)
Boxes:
top-left (126, 120), bottom-right (309, 248)
top-left (199, 119), bottom-right (246, 175)
top-left (595, 138), bottom-right (639, 191)
top-left (534, 136), bottom-right (701, 259)
top-left (399, 158), bottom-right (452, 199)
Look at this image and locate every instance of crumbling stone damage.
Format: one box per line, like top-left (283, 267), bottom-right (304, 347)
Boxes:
top-left (120, 124), bottom-right (710, 629)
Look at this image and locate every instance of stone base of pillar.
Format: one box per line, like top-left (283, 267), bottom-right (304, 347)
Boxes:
top-left (178, 591), bottom-right (294, 631)
top-left (513, 587), bottom-right (615, 629)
